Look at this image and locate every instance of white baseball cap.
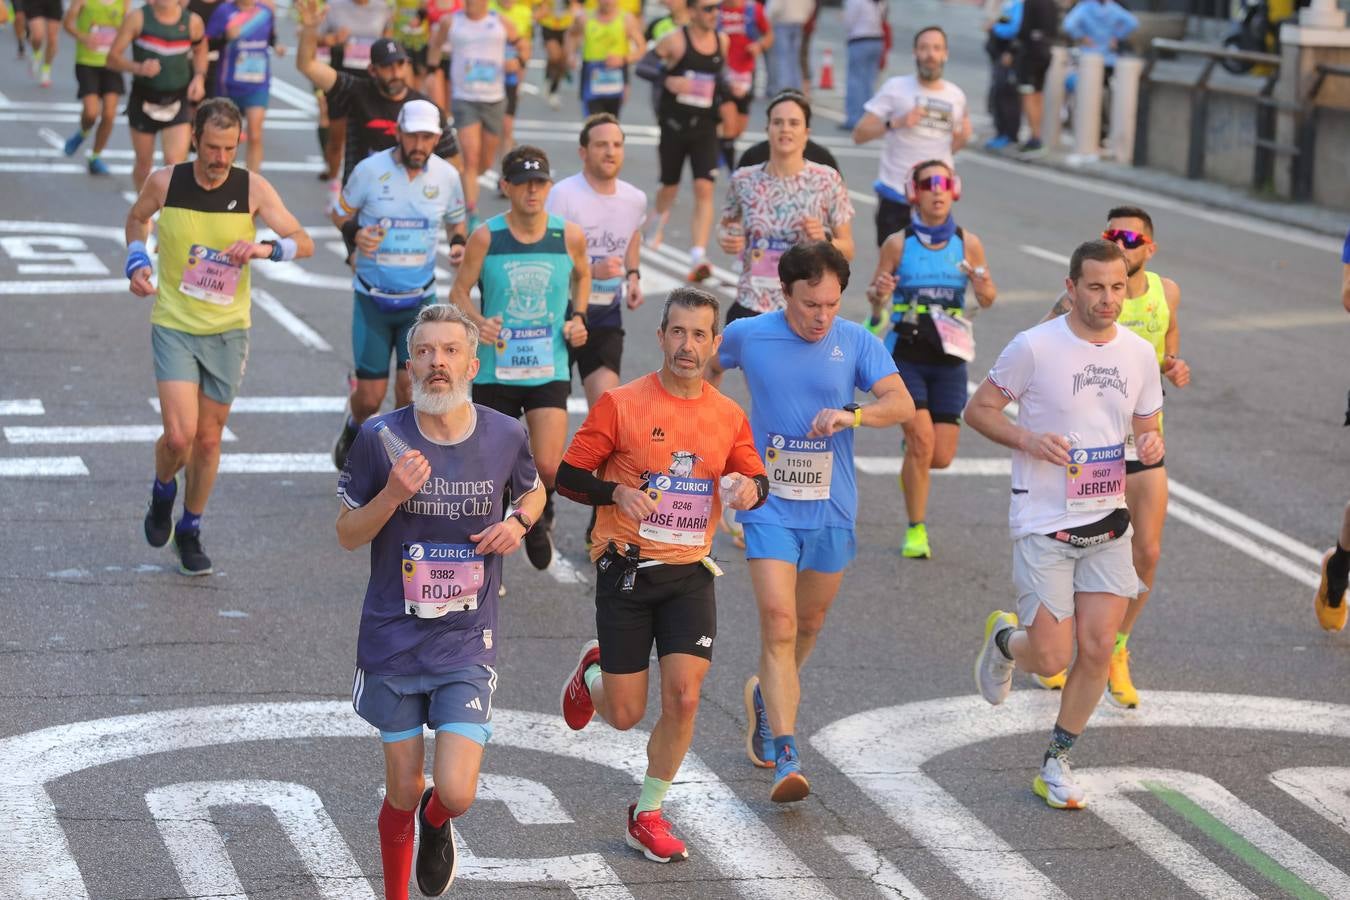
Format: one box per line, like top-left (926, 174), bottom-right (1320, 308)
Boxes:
top-left (397, 99), bottom-right (442, 135)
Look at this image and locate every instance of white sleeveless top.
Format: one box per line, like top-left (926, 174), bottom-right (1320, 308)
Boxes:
top-left (449, 11), bottom-right (507, 103)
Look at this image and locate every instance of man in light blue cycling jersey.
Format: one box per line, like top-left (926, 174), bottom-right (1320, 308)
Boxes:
top-left (332, 99), bottom-right (468, 470)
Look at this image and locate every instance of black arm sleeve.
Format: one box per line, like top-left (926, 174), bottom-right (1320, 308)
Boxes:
top-left (556, 460), bottom-right (619, 507)
top-left (750, 474), bottom-right (770, 510)
top-left (634, 48), bottom-right (666, 84)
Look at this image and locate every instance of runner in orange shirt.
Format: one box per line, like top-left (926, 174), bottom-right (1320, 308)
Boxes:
top-left (554, 285), bottom-right (767, 864)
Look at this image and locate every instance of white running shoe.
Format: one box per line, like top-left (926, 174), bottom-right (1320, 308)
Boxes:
top-left (975, 610), bottom-right (1017, 705)
top-left (1033, 755), bottom-right (1087, 810)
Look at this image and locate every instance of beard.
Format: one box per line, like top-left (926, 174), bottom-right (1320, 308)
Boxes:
top-left (1126, 258), bottom-right (1144, 277)
top-left (917, 61), bottom-right (943, 81)
top-left (411, 374), bottom-right (470, 415)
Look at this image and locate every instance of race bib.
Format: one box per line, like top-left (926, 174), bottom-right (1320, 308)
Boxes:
top-left (91, 25), bottom-right (118, 53)
top-left (1065, 443), bottom-right (1125, 513)
top-left (465, 57), bottom-right (501, 84)
top-left (589, 64), bottom-right (625, 96)
top-left (930, 307), bottom-right (975, 362)
top-left (588, 274), bottom-right (622, 309)
top-left (401, 541), bottom-right (484, 618)
top-left (495, 325), bottom-right (554, 380)
top-left (374, 216), bottom-right (433, 267)
top-left (764, 433), bottom-right (832, 500)
top-left (141, 98), bottom-right (182, 123)
top-left (748, 236), bottom-right (790, 291)
top-left (639, 473), bottom-right (714, 546)
top-left (676, 70), bottom-right (716, 108)
top-left (343, 37), bottom-right (374, 69)
top-left (179, 245), bottom-right (242, 305)
top-left (233, 48), bottom-right (268, 83)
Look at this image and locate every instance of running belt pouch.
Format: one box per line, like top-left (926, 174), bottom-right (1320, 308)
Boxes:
top-left (1046, 508), bottom-right (1131, 547)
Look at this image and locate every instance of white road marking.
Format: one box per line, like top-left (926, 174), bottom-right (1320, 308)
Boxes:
top-left (1018, 244), bottom-right (1070, 267)
top-left (0, 400), bottom-right (43, 415)
top-left (1168, 479), bottom-right (1323, 566)
top-left (1165, 501), bottom-right (1320, 589)
top-left (811, 691), bottom-right (1350, 899)
top-left (252, 287), bottom-right (334, 351)
top-left (0, 278), bottom-right (132, 295)
top-left (826, 834), bottom-right (928, 899)
top-left (567, 396), bottom-right (588, 415)
top-left (476, 774), bottom-right (575, 825)
top-left (0, 703), bottom-right (836, 899)
top-left (268, 75), bottom-right (320, 113)
top-left (150, 396), bottom-right (346, 414)
top-left (35, 128), bottom-right (64, 151)
top-left (854, 456), bottom-right (1010, 477)
top-left (0, 158), bottom-right (327, 175)
top-left (0, 112), bottom-right (322, 130)
top-left (645, 242), bottom-right (739, 286)
top-left (959, 153), bottom-right (1344, 255)
top-left (145, 780), bottom-right (376, 900)
top-left (0, 457), bottom-right (88, 477)
top-left (1078, 768), bottom-right (1350, 899)
top-left (217, 453), bottom-right (332, 473)
top-left (4, 426), bottom-right (236, 444)
top-left (1269, 767), bottom-right (1350, 835)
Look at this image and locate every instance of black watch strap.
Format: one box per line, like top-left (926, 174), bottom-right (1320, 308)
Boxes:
top-left (509, 510), bottom-right (533, 532)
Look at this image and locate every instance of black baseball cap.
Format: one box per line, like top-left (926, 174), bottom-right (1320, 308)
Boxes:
top-left (370, 38), bottom-right (408, 66)
top-left (502, 152), bottom-right (552, 184)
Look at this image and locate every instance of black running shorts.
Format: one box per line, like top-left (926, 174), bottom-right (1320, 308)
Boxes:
top-left (595, 559), bottom-right (717, 674)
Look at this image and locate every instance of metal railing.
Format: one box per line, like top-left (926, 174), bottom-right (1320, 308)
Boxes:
top-left (1133, 39), bottom-right (1285, 188)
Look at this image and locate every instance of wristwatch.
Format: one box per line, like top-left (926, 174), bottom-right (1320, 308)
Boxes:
top-left (844, 402), bottom-right (862, 429)
top-left (509, 510), bottom-right (533, 532)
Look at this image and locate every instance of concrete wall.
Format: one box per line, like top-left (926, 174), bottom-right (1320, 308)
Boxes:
top-left (1311, 107), bottom-right (1350, 210)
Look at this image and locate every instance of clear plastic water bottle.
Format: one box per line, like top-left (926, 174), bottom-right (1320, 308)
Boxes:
top-left (374, 420), bottom-right (413, 464)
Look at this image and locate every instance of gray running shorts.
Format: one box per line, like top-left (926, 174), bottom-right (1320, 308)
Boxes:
top-left (151, 324), bottom-right (249, 405)
top-left (451, 98), bottom-right (507, 136)
top-left (1012, 527), bottom-right (1140, 626)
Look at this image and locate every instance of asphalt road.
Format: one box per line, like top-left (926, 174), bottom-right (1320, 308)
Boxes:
top-left (2, 1), bottom-right (1349, 898)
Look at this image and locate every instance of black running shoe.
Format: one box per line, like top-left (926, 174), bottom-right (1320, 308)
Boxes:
top-left (416, 787), bottom-right (458, 897)
top-left (332, 418), bottom-right (359, 471)
top-left (172, 531), bottom-right (213, 576)
top-left (524, 523), bottom-right (553, 570)
top-left (144, 495), bottom-right (174, 548)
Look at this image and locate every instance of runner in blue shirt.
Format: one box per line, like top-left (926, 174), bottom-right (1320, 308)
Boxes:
top-left (332, 99), bottom-right (468, 471)
top-left (204, 0), bottom-right (277, 171)
top-left (718, 240), bottom-right (913, 803)
top-left (337, 302), bottom-right (545, 899)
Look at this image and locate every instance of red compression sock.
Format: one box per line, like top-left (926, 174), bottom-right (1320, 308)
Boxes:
top-left (377, 799), bottom-right (416, 900)
top-left (423, 788), bottom-right (454, 828)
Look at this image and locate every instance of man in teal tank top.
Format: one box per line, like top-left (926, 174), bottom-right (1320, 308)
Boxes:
top-left (450, 145), bottom-right (591, 571)
top-left (105, 0), bottom-right (209, 189)
top-left (1036, 205), bottom-right (1189, 708)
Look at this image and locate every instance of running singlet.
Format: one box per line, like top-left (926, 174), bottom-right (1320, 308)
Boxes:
top-left (1117, 270), bottom-right (1168, 366)
top-left (449, 10), bottom-right (507, 103)
top-left (338, 404), bottom-right (538, 675)
top-left (563, 372), bottom-right (764, 564)
top-left (720, 312), bottom-right (896, 528)
top-left (475, 213), bottom-right (574, 386)
top-left (153, 163), bottom-right (256, 335)
top-left (721, 161), bottom-right (854, 313)
top-left (718, 0), bottom-right (766, 94)
top-left (543, 173), bottom-right (646, 330)
top-left (133, 3), bottom-right (194, 96)
top-left (338, 148), bottom-right (467, 308)
top-left (889, 226), bottom-right (972, 365)
top-left (580, 13), bottom-right (628, 101)
top-left (324, 74), bottom-right (459, 185)
top-left (536, 0), bottom-right (573, 31)
top-left (206, 1), bottom-right (273, 96)
top-left (75, 0), bottom-right (127, 67)
top-left (658, 25), bottom-right (722, 125)
top-left (863, 74), bottom-right (967, 198)
top-left (986, 315), bottom-right (1164, 539)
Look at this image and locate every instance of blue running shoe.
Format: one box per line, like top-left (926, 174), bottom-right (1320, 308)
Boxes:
top-left (983, 135), bottom-right (1013, 150)
top-left (742, 676), bottom-right (774, 769)
top-left (88, 156), bottom-right (111, 176)
top-left (64, 131), bottom-right (85, 156)
top-left (770, 743), bottom-right (810, 803)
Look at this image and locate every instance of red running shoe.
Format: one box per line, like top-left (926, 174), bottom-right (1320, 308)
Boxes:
top-left (686, 261), bottom-right (712, 283)
top-left (626, 804), bottom-right (688, 862)
top-left (560, 639), bottom-right (600, 730)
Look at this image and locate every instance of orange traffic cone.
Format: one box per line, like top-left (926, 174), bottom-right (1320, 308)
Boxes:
top-left (819, 47), bottom-right (835, 91)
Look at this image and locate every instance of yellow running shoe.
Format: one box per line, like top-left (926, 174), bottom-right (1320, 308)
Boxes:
top-left (1315, 548), bottom-right (1349, 632)
top-left (1106, 647), bottom-right (1139, 709)
top-left (902, 523), bottom-right (931, 559)
top-left (1034, 669), bottom-right (1067, 690)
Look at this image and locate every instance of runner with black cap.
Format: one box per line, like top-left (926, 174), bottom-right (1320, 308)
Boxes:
top-left (296, 0), bottom-right (461, 189)
top-left (449, 145), bottom-right (592, 570)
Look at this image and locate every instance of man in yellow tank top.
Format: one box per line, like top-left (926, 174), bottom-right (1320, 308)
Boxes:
top-left (1037, 205), bottom-right (1189, 708)
top-left (570, 0), bottom-right (642, 116)
top-left (124, 98), bottom-right (314, 576)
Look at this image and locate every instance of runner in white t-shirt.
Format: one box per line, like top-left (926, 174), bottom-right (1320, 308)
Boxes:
top-left (850, 25), bottom-right (972, 247)
top-left (966, 239), bottom-right (1163, 812)
top-left (544, 114), bottom-right (648, 411)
